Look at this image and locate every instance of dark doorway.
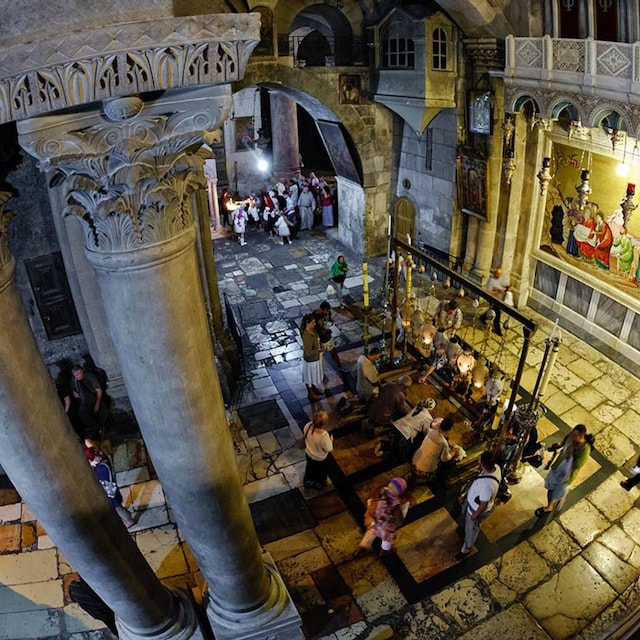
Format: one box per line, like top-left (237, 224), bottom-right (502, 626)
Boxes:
top-left (24, 252), bottom-right (81, 340)
top-left (297, 31), bottom-right (332, 67)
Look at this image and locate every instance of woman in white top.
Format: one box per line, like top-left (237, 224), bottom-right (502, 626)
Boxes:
top-left (410, 417), bottom-right (459, 484)
top-left (303, 411), bottom-right (334, 490)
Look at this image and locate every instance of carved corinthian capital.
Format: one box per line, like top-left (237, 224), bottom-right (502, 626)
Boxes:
top-left (0, 14), bottom-right (259, 125)
top-left (18, 86), bottom-right (228, 253)
top-left (50, 121), bottom-right (213, 253)
top-left (0, 190), bottom-right (16, 269)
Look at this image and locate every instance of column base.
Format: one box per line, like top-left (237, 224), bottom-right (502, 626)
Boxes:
top-left (206, 554), bottom-right (303, 640)
top-left (118, 589), bottom-right (207, 640)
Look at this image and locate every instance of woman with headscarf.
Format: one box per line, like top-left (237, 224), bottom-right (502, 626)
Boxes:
top-left (352, 477), bottom-right (408, 557)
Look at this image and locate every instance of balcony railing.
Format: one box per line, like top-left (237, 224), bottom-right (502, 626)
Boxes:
top-left (505, 35), bottom-right (640, 97)
top-left (278, 35), bottom-right (368, 67)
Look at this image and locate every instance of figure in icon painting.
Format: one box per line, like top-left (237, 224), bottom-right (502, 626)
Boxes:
top-left (542, 180), bottom-right (640, 290)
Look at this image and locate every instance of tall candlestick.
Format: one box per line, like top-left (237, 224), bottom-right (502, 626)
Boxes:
top-left (362, 261), bottom-right (369, 308)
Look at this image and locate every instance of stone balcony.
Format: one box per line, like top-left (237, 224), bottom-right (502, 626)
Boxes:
top-left (504, 36), bottom-right (640, 126)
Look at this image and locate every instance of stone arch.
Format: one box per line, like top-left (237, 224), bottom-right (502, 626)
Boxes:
top-left (239, 62), bottom-right (394, 256)
top-left (241, 62), bottom-right (389, 191)
top-left (289, 4), bottom-right (354, 66)
top-left (590, 108), bottom-right (628, 132)
top-left (550, 100), bottom-right (580, 121)
top-left (511, 94), bottom-right (540, 115)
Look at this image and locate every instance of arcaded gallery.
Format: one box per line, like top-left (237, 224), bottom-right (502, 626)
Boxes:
top-left (0, 2), bottom-right (640, 640)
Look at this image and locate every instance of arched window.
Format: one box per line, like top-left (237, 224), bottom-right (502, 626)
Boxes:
top-left (555, 0), bottom-right (626, 42)
top-left (382, 20), bottom-right (415, 69)
top-left (432, 28), bottom-right (447, 70)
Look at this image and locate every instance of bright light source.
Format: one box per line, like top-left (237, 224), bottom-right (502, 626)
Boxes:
top-left (617, 162), bottom-right (630, 177)
top-left (257, 158), bottom-right (269, 173)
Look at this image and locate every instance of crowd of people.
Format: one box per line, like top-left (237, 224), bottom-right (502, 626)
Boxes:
top-left (218, 170), bottom-right (336, 247)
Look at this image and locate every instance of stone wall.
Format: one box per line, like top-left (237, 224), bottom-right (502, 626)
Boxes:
top-left (394, 110), bottom-right (457, 253)
top-left (6, 149), bottom-right (88, 367)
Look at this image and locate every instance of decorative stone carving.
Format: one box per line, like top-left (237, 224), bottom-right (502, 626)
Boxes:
top-left (0, 190), bottom-right (16, 269)
top-left (505, 85), bottom-right (640, 136)
top-left (46, 113), bottom-right (215, 253)
top-left (464, 38), bottom-right (505, 74)
top-left (0, 14), bottom-right (259, 125)
top-left (102, 97), bottom-right (145, 122)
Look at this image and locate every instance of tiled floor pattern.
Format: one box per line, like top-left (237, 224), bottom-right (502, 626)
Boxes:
top-left (1, 225), bottom-right (640, 639)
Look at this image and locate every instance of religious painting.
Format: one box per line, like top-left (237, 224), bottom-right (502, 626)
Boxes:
top-left (468, 91), bottom-right (492, 135)
top-left (339, 74), bottom-right (361, 105)
top-left (538, 142), bottom-right (640, 296)
top-left (460, 155), bottom-right (487, 220)
top-left (316, 120), bottom-right (361, 184)
top-left (234, 117), bottom-right (254, 152)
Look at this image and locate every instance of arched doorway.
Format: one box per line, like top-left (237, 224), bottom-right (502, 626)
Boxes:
top-left (394, 197), bottom-right (416, 241)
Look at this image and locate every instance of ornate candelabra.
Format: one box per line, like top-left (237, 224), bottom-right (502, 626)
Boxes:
top-left (621, 183), bottom-right (637, 228)
top-left (537, 157), bottom-right (552, 196)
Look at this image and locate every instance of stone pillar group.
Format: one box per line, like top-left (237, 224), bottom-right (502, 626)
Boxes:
top-left (13, 89), bottom-right (302, 639)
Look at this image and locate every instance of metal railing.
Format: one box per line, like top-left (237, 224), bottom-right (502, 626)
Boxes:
top-left (279, 35), bottom-right (368, 67)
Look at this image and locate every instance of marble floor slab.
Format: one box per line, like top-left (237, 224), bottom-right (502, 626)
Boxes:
top-left (395, 507), bottom-right (462, 582)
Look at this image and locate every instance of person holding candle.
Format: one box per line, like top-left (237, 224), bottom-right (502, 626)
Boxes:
top-left (330, 255), bottom-right (349, 309)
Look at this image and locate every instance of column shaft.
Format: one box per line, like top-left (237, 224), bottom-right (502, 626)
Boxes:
top-left (472, 83), bottom-right (505, 281)
top-left (0, 259), bottom-right (194, 640)
top-left (84, 229), bottom-right (296, 637)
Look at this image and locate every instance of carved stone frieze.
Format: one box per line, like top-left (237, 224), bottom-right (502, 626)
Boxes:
top-left (463, 38), bottom-right (505, 74)
top-left (0, 190), bottom-right (16, 269)
top-left (0, 14), bottom-right (259, 125)
top-left (505, 84), bottom-right (640, 137)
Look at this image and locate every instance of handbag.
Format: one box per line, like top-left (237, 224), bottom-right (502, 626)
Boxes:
top-left (297, 423), bottom-right (310, 449)
top-left (98, 462), bottom-right (118, 498)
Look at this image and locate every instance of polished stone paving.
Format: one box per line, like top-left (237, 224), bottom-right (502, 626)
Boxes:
top-left (1, 224), bottom-right (640, 639)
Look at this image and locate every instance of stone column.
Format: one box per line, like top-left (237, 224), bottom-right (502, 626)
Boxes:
top-left (472, 80), bottom-right (506, 283)
top-left (270, 92), bottom-right (300, 177)
top-left (0, 194), bottom-right (204, 640)
top-left (19, 90), bottom-right (302, 640)
top-left (501, 111), bottom-right (528, 277)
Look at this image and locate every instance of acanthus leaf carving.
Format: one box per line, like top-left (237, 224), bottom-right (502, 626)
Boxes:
top-left (0, 14), bottom-right (259, 125)
top-left (53, 118), bottom-right (207, 252)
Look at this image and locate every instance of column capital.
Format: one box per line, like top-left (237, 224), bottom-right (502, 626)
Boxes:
top-left (18, 87), bottom-right (230, 253)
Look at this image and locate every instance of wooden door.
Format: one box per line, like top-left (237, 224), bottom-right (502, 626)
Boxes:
top-left (24, 252), bottom-right (81, 340)
top-left (394, 197), bottom-right (416, 242)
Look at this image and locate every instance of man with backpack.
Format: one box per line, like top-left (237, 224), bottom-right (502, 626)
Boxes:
top-left (456, 451), bottom-right (502, 560)
top-left (70, 364), bottom-right (109, 439)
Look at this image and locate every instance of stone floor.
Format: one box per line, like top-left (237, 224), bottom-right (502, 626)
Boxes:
top-left (1, 222), bottom-right (640, 640)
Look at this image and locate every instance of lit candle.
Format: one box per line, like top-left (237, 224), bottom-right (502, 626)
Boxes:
top-left (362, 261), bottom-right (369, 308)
